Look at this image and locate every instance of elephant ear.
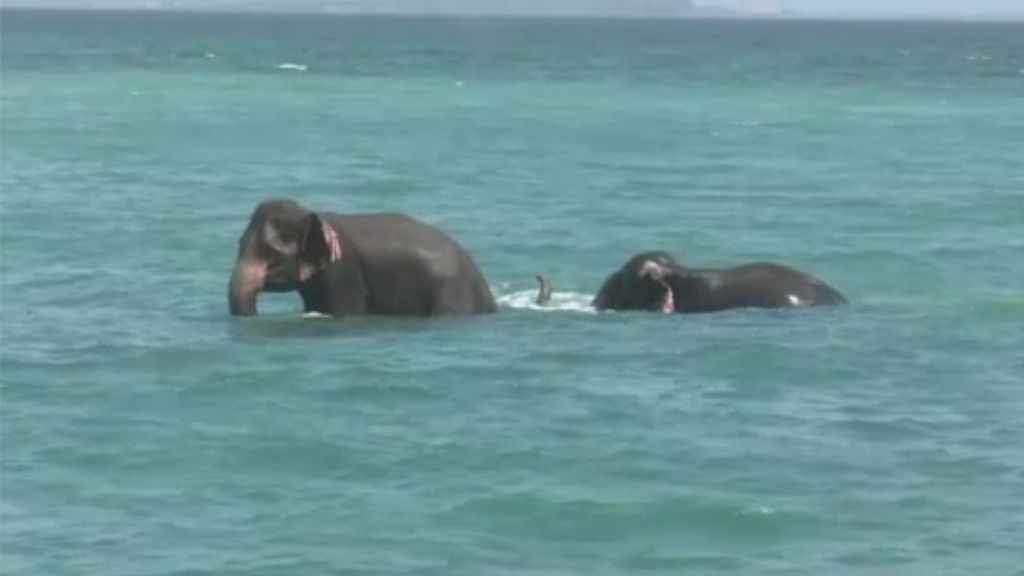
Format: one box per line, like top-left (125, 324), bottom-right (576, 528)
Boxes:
top-left (300, 213), bottom-right (343, 268)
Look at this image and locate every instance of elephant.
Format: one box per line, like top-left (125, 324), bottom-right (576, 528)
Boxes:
top-left (588, 251), bottom-right (847, 313)
top-left (228, 199), bottom-right (498, 317)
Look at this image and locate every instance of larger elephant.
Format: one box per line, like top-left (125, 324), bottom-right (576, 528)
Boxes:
top-left (591, 251), bottom-right (847, 313)
top-left (228, 200), bottom-right (497, 316)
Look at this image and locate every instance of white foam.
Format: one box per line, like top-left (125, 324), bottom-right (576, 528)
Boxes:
top-left (276, 63), bottom-right (308, 72)
top-left (496, 289), bottom-right (596, 313)
top-left (293, 291), bottom-right (596, 316)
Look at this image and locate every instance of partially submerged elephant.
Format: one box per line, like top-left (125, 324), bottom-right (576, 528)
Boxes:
top-left (590, 251), bottom-right (847, 313)
top-left (535, 250), bottom-right (846, 313)
top-left (228, 200), bottom-right (497, 317)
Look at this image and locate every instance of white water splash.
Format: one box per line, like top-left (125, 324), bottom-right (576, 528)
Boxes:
top-left (291, 292), bottom-right (594, 316)
top-left (276, 63), bottom-right (308, 72)
top-left (496, 289), bottom-right (596, 313)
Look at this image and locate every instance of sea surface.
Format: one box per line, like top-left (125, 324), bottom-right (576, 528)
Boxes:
top-left (1, 10), bottom-right (1023, 575)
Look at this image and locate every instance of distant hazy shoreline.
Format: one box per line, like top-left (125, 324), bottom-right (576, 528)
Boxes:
top-left (1, 5), bottom-right (1023, 23)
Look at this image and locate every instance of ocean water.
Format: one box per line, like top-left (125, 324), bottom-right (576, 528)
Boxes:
top-left (1, 10), bottom-right (1023, 575)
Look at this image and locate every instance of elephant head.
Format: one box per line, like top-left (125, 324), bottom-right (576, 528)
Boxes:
top-left (592, 251), bottom-right (683, 313)
top-left (228, 200), bottom-right (342, 316)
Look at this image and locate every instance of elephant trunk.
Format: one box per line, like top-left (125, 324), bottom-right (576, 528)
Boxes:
top-left (535, 274), bottom-right (552, 306)
top-left (228, 259), bottom-right (266, 316)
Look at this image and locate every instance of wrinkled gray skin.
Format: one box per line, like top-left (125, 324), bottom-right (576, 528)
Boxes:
top-left (228, 200), bottom-right (497, 317)
top-left (591, 251), bottom-right (847, 313)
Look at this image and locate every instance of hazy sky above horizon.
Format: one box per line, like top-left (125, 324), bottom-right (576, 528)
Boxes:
top-left (772, 0), bottom-right (1024, 15)
top-left (2, 0), bottom-right (1024, 17)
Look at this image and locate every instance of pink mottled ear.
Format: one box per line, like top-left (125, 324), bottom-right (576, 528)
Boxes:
top-left (301, 213), bottom-right (342, 267)
top-left (319, 216), bottom-right (342, 263)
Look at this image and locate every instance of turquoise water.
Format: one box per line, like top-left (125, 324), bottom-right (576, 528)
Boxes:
top-left (2, 10), bottom-right (1023, 574)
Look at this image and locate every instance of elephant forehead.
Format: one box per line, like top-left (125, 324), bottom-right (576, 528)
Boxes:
top-left (252, 203), bottom-right (308, 232)
top-left (269, 212), bottom-right (306, 231)
top-left (260, 220), bottom-right (300, 255)
top-left (627, 251), bottom-right (678, 270)
top-left (254, 199), bottom-right (305, 216)
top-left (648, 252), bottom-right (679, 266)
top-left (638, 260), bottom-right (665, 274)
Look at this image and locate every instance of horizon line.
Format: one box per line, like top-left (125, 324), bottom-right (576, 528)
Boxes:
top-left (2, 4), bottom-right (1023, 23)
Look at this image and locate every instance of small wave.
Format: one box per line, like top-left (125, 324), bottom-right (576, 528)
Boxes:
top-left (744, 504), bottom-right (776, 516)
top-left (276, 63), bottom-right (308, 72)
top-left (497, 289), bottom-right (595, 313)
top-left (301, 312), bottom-right (331, 319)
